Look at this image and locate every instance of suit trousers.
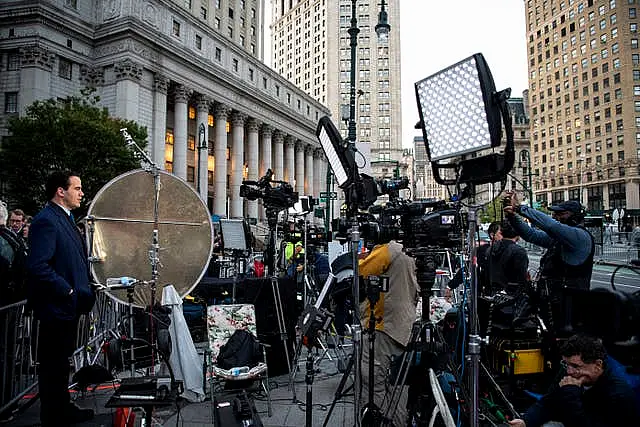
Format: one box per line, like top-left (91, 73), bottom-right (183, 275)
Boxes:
top-left (37, 318), bottom-right (78, 426)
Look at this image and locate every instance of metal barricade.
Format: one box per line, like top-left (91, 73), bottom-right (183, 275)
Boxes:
top-left (0, 300), bottom-right (39, 417)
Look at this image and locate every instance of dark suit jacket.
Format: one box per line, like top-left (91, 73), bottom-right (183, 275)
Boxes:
top-left (27, 203), bottom-right (94, 321)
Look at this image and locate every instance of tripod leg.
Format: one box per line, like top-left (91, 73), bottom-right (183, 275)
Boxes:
top-left (322, 353), bottom-right (355, 427)
top-left (271, 277), bottom-right (292, 376)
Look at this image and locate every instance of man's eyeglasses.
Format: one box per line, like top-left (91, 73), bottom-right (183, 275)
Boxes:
top-left (560, 360), bottom-right (586, 372)
top-left (9, 219), bottom-right (23, 224)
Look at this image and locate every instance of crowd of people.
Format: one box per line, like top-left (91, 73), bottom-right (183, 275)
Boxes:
top-left (0, 205), bottom-right (29, 306)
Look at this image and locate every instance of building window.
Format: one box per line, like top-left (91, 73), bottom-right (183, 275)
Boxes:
top-left (165, 129), bottom-right (174, 145)
top-left (215, 47), bottom-right (222, 61)
top-left (165, 161), bottom-right (173, 172)
top-left (64, 0), bottom-right (78, 9)
top-left (188, 106), bottom-right (196, 120)
top-left (248, 68), bottom-right (254, 80)
top-left (58, 58), bottom-right (72, 80)
top-left (4, 92), bottom-right (17, 113)
top-left (232, 58), bottom-right (238, 72)
top-left (263, 77), bottom-right (268, 89)
top-left (195, 34), bottom-right (202, 50)
top-left (7, 52), bottom-right (19, 71)
top-left (187, 166), bottom-right (195, 183)
top-left (188, 135), bottom-right (195, 151)
top-left (200, 6), bottom-right (207, 20)
top-left (228, 8), bottom-right (234, 19)
top-left (228, 26), bottom-right (233, 38)
top-left (215, 17), bottom-right (220, 29)
top-left (172, 20), bottom-right (181, 37)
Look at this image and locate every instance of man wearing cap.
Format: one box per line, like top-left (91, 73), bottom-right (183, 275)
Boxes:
top-left (504, 192), bottom-right (594, 333)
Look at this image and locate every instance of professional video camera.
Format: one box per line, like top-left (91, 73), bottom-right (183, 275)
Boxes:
top-left (240, 168), bottom-right (298, 212)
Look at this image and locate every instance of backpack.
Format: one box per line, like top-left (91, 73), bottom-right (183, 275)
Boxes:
top-left (216, 329), bottom-right (262, 369)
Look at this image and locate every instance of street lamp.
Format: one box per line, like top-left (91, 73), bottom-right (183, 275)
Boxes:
top-left (520, 149), bottom-right (533, 206)
top-left (197, 122), bottom-right (206, 197)
top-left (375, 0), bottom-right (390, 43)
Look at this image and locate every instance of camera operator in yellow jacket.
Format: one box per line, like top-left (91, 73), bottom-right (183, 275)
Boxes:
top-left (358, 240), bottom-right (419, 426)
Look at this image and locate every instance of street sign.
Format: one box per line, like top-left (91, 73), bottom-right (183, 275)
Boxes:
top-left (319, 191), bottom-right (337, 200)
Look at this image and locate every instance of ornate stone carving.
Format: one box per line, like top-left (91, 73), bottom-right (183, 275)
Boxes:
top-left (142, 2), bottom-right (159, 27)
top-left (261, 124), bottom-right (273, 137)
top-left (314, 148), bottom-right (324, 159)
top-left (114, 59), bottom-right (142, 81)
top-left (231, 111), bottom-right (247, 127)
top-left (19, 45), bottom-right (54, 70)
top-left (214, 102), bottom-right (229, 120)
top-left (104, 0), bottom-right (122, 21)
top-left (173, 84), bottom-right (189, 103)
top-left (273, 130), bottom-right (284, 144)
top-left (94, 40), bottom-right (158, 62)
top-left (153, 74), bottom-right (169, 94)
top-left (196, 94), bottom-right (210, 112)
top-left (247, 118), bottom-right (261, 133)
top-left (295, 141), bottom-right (305, 153)
top-left (79, 65), bottom-right (105, 87)
top-left (285, 135), bottom-right (296, 149)
top-left (305, 145), bottom-right (315, 156)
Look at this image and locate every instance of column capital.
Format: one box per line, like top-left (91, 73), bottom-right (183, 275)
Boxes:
top-left (231, 110), bottom-right (247, 127)
top-left (153, 74), bottom-right (170, 94)
top-left (273, 130), bottom-right (284, 144)
top-left (114, 59), bottom-right (143, 81)
top-left (295, 141), bottom-right (306, 153)
top-left (79, 65), bottom-right (104, 87)
top-left (173, 84), bottom-right (190, 103)
top-left (305, 145), bottom-right (315, 156)
top-left (214, 102), bottom-right (230, 119)
top-left (314, 148), bottom-right (324, 159)
top-left (247, 117), bottom-right (261, 132)
top-left (261, 123), bottom-right (273, 137)
top-left (196, 94), bottom-right (211, 112)
top-left (285, 135), bottom-right (296, 149)
top-left (19, 45), bottom-right (54, 71)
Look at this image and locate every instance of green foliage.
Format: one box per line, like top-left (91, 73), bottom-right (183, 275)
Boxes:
top-left (480, 196), bottom-right (505, 223)
top-left (0, 89), bottom-right (147, 216)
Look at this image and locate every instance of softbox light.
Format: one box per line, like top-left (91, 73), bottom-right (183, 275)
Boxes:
top-left (414, 53), bottom-right (514, 186)
top-left (316, 116), bottom-right (357, 188)
top-left (415, 53), bottom-right (502, 161)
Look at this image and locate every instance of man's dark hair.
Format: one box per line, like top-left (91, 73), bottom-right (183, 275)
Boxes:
top-left (560, 334), bottom-right (607, 363)
top-left (488, 221), bottom-right (501, 239)
top-left (45, 170), bottom-right (78, 201)
top-left (9, 208), bottom-right (25, 219)
top-left (500, 219), bottom-right (518, 239)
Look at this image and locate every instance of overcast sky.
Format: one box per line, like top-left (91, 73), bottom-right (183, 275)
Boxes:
top-left (264, 1), bottom-right (529, 149)
top-left (400, 0), bottom-right (529, 148)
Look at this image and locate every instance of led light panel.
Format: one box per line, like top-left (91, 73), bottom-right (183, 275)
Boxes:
top-left (415, 54), bottom-right (494, 161)
top-left (317, 116), bottom-right (357, 188)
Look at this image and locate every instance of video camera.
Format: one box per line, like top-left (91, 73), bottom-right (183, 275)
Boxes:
top-left (240, 169), bottom-right (298, 211)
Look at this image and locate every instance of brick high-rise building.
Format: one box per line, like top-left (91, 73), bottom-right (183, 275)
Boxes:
top-left (525, 0), bottom-right (640, 220)
top-left (269, 0), bottom-right (403, 180)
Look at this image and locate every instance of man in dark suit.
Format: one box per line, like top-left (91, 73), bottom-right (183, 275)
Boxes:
top-left (27, 171), bottom-right (96, 426)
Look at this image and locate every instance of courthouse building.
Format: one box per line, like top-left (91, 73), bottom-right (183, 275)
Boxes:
top-left (0, 0), bottom-right (330, 220)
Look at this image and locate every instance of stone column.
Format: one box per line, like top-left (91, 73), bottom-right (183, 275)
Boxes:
top-left (114, 59), bottom-right (142, 122)
top-left (230, 111), bottom-right (246, 218)
top-left (246, 118), bottom-right (261, 220)
top-left (172, 84), bottom-right (189, 180)
top-left (18, 46), bottom-right (54, 115)
top-left (196, 95), bottom-right (210, 201)
top-left (295, 142), bottom-right (305, 195)
top-left (627, 181), bottom-right (640, 210)
top-left (259, 125), bottom-right (273, 221)
top-left (285, 136), bottom-right (296, 185)
top-left (260, 124), bottom-right (273, 177)
top-left (273, 130), bottom-right (284, 182)
top-left (152, 75), bottom-right (169, 170)
top-left (305, 145), bottom-right (315, 197)
top-left (213, 103), bottom-right (229, 216)
top-left (313, 149), bottom-right (323, 199)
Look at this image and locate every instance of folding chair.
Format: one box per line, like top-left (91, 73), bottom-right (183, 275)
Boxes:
top-left (205, 304), bottom-right (272, 416)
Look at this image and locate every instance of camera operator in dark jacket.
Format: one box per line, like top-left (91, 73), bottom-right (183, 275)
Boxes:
top-left (509, 334), bottom-right (639, 427)
top-left (488, 219), bottom-right (529, 293)
top-left (504, 192), bottom-right (594, 332)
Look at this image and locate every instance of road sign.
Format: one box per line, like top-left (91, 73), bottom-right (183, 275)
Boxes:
top-left (319, 191), bottom-right (337, 200)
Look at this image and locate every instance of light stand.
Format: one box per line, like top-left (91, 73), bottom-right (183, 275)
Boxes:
top-left (414, 53), bottom-right (515, 427)
top-left (120, 128), bottom-right (162, 367)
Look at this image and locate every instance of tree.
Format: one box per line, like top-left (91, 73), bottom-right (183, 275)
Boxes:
top-left (480, 196), bottom-right (505, 224)
top-left (0, 89), bottom-right (147, 216)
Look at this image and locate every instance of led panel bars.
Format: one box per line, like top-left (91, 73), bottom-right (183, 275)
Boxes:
top-left (316, 116), bottom-right (357, 188)
top-left (415, 53), bottom-right (502, 161)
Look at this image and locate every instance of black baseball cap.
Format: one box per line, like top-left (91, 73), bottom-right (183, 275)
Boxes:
top-left (548, 200), bottom-right (583, 213)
